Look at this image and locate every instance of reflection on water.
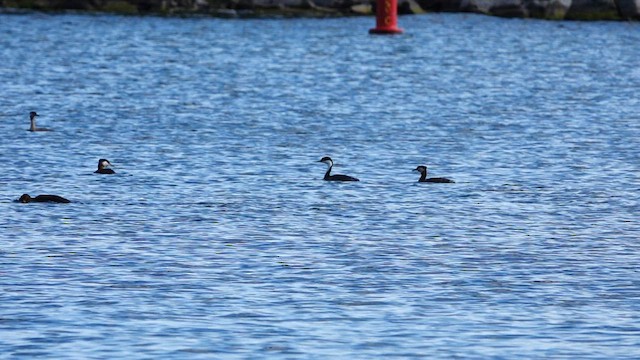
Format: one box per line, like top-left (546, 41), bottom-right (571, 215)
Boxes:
top-left (1, 12), bottom-right (639, 359)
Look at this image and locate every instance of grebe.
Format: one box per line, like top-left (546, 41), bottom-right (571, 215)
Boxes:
top-left (95, 159), bottom-right (115, 174)
top-left (18, 194), bottom-right (70, 203)
top-left (414, 165), bottom-right (455, 183)
top-left (318, 156), bottom-right (359, 182)
top-left (28, 112), bottom-right (52, 132)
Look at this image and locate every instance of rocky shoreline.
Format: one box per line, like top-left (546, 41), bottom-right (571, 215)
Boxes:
top-left (0, 0), bottom-right (638, 20)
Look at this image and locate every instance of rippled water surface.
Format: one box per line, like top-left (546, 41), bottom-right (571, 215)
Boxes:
top-left (1, 12), bottom-right (639, 358)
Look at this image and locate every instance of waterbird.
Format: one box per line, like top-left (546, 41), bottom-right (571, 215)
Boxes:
top-left (95, 159), bottom-right (115, 174)
top-left (414, 165), bottom-right (455, 183)
top-left (28, 111), bottom-right (52, 132)
top-left (18, 194), bottom-right (70, 203)
top-left (318, 156), bottom-right (359, 182)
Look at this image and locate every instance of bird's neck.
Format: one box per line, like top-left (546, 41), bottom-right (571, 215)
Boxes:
top-left (324, 164), bottom-right (333, 180)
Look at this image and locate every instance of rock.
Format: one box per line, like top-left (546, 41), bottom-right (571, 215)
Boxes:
top-left (103, 0), bottom-right (139, 13)
top-left (417, 0), bottom-right (464, 12)
top-left (407, 0), bottom-right (427, 12)
top-left (616, 0), bottom-right (640, 18)
top-left (460, 0), bottom-right (525, 16)
top-left (525, 0), bottom-right (572, 19)
top-left (489, 0), bottom-right (527, 16)
top-left (565, 0), bottom-right (620, 18)
top-left (351, 3), bottom-right (372, 13)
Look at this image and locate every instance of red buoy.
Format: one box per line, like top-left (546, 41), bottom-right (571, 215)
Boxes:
top-left (369, 0), bottom-right (403, 35)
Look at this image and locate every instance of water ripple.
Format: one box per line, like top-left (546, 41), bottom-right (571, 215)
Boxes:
top-left (1, 12), bottom-right (639, 359)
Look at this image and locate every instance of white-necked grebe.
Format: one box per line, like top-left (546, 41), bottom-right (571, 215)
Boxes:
top-left (28, 111), bottom-right (52, 132)
top-left (318, 157), bottom-right (359, 182)
top-left (414, 165), bottom-right (454, 183)
top-left (95, 159), bottom-right (115, 174)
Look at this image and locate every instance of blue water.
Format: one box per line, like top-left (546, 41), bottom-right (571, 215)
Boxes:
top-left (1, 11), bottom-right (639, 358)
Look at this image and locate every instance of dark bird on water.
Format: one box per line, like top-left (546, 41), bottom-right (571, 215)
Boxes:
top-left (18, 194), bottom-right (71, 203)
top-left (414, 165), bottom-right (455, 183)
top-left (28, 112), bottom-right (52, 132)
top-left (95, 159), bottom-right (115, 174)
top-left (318, 156), bottom-right (359, 182)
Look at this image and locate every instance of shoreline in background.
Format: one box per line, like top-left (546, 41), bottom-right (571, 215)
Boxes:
top-left (0, 0), bottom-right (639, 21)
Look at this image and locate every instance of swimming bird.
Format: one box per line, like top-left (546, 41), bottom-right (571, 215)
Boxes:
top-left (18, 194), bottom-right (71, 203)
top-left (414, 165), bottom-right (455, 183)
top-left (28, 111), bottom-right (52, 132)
top-left (95, 159), bottom-right (115, 174)
top-left (318, 156), bottom-right (359, 181)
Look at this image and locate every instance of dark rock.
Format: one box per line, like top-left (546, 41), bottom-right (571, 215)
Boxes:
top-left (416, 0), bottom-right (463, 12)
top-left (525, 0), bottom-right (571, 19)
top-left (616, 0), bottom-right (640, 18)
top-left (566, 0), bottom-right (620, 18)
top-left (490, 0), bottom-right (527, 17)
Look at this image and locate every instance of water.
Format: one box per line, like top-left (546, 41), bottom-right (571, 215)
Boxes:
top-left (1, 12), bottom-right (639, 358)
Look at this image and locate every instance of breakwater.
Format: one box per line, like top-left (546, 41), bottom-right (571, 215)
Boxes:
top-left (1, 0), bottom-right (638, 20)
